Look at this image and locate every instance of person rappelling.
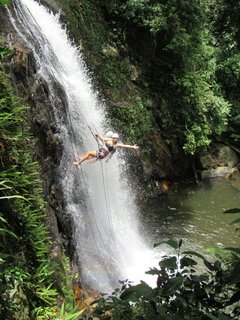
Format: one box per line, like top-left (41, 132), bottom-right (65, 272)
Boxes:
top-left (73, 131), bottom-right (139, 166)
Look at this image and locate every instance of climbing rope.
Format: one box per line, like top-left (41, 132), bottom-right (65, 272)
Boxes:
top-left (91, 124), bottom-right (115, 242)
top-left (99, 161), bottom-right (115, 241)
top-left (79, 164), bottom-right (115, 259)
top-left (61, 98), bottom-right (116, 263)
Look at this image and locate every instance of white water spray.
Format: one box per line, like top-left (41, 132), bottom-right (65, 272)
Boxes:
top-left (10, 0), bottom-right (159, 292)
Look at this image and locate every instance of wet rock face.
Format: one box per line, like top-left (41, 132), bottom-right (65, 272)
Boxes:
top-left (198, 144), bottom-right (239, 179)
top-left (40, 0), bottom-right (62, 13)
top-left (200, 145), bottom-right (238, 169)
top-left (229, 167), bottom-right (240, 190)
top-left (218, 146), bottom-right (239, 167)
top-left (0, 2), bottom-right (74, 259)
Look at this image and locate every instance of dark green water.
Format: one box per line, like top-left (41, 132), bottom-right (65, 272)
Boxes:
top-left (141, 178), bottom-right (239, 255)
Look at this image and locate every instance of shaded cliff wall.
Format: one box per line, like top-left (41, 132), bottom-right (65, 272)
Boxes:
top-left (39, 0), bottom-right (194, 183)
top-left (0, 0), bottom-right (193, 256)
top-left (0, 5), bottom-right (80, 318)
top-left (0, 3), bottom-right (75, 259)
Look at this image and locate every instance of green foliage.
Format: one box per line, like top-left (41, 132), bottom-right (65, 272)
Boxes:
top-left (109, 98), bottom-right (154, 148)
top-left (95, 0), bottom-right (236, 155)
top-left (53, 301), bottom-right (84, 320)
top-left (227, 114), bottom-right (240, 143)
top-left (0, 67), bottom-right (54, 318)
top-left (175, 70), bottom-right (230, 154)
top-left (65, 0), bottom-right (240, 156)
top-left (90, 239), bottom-right (240, 320)
top-left (0, 36), bottom-right (13, 61)
top-left (34, 304), bottom-right (82, 320)
top-left (0, 0), bottom-right (11, 5)
top-left (0, 67), bottom-right (79, 319)
top-left (211, 0), bottom-right (240, 144)
top-left (119, 0), bottom-right (167, 35)
top-left (69, 0), bottom-right (131, 91)
top-left (69, 0), bottom-right (106, 55)
top-left (102, 57), bottom-right (130, 89)
top-left (0, 71), bottom-right (25, 136)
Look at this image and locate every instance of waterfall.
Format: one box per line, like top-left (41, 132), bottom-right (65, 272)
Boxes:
top-left (9, 0), bottom-right (158, 292)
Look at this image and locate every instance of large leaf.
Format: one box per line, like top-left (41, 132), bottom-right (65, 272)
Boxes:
top-left (180, 256), bottom-right (197, 268)
top-left (228, 290), bottom-right (240, 305)
top-left (204, 260), bottom-right (215, 271)
top-left (224, 247), bottom-right (240, 254)
top-left (182, 250), bottom-right (206, 260)
top-left (145, 267), bottom-right (161, 275)
top-left (120, 281), bottom-right (154, 301)
top-left (224, 208), bottom-right (240, 214)
top-left (204, 314), bottom-right (218, 320)
top-left (154, 239), bottom-right (179, 250)
top-left (161, 276), bottom-right (184, 297)
top-left (205, 313), bottom-right (232, 320)
top-left (230, 217), bottom-right (240, 224)
top-left (159, 256), bottom-right (177, 270)
top-left (183, 251), bottom-right (215, 271)
top-left (228, 263), bottom-right (240, 285)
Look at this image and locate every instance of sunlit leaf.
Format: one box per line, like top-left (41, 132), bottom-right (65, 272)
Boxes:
top-left (0, 47), bottom-right (13, 58)
top-left (0, 195), bottom-right (26, 200)
top-left (120, 281), bottom-right (153, 301)
top-left (0, 228), bottom-right (18, 239)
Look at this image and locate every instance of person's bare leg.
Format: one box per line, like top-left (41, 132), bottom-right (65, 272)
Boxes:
top-left (73, 151), bottom-right (97, 165)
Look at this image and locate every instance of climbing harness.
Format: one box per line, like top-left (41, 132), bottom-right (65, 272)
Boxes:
top-left (96, 147), bottom-right (109, 159)
top-left (105, 142), bottom-right (115, 152)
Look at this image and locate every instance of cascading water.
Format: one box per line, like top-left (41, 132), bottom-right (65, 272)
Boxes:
top-left (9, 0), bottom-right (159, 292)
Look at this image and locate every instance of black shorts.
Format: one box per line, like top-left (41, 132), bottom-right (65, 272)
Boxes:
top-left (97, 147), bottom-right (108, 159)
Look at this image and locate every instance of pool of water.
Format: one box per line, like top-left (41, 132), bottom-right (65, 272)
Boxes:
top-left (140, 178), bottom-right (240, 255)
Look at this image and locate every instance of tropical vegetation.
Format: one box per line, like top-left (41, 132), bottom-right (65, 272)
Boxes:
top-left (0, 0), bottom-right (240, 319)
top-left (89, 235), bottom-right (240, 320)
top-left (0, 38), bottom-right (81, 319)
top-left (69, 0), bottom-right (239, 156)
